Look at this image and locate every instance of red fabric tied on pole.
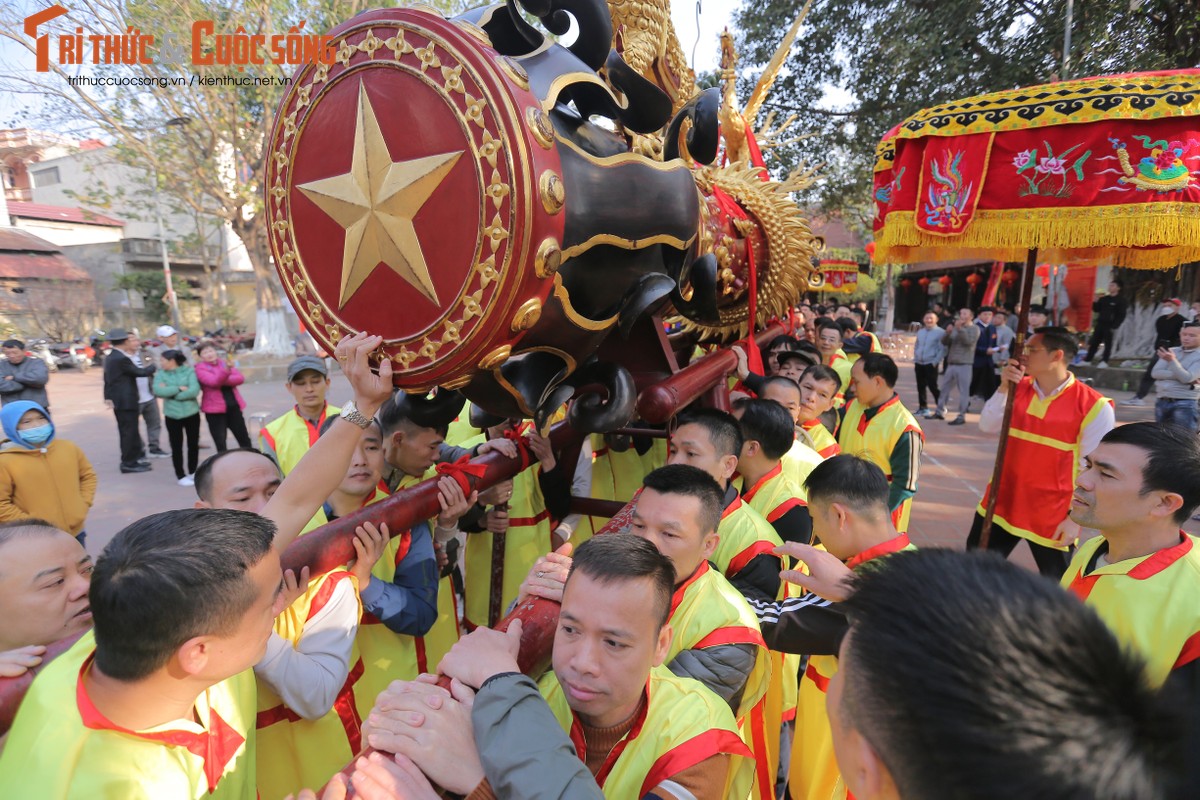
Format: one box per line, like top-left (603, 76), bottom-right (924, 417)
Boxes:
top-left (503, 424), bottom-right (532, 470)
top-left (434, 455), bottom-right (488, 495)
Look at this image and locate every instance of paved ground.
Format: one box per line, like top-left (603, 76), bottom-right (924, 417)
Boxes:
top-left (41, 349), bottom-right (1197, 561)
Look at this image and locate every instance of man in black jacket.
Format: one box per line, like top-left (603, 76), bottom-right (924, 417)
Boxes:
top-left (102, 328), bottom-right (157, 473)
top-left (1085, 279), bottom-right (1128, 365)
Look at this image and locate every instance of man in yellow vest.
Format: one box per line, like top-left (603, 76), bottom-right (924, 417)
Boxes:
top-left (1063, 422), bottom-right (1200, 691)
top-left (0, 332), bottom-right (395, 799)
top-left (733, 398), bottom-right (812, 546)
top-left (815, 320), bottom-right (852, 405)
top-left (460, 419), bottom-right (573, 629)
top-left (969, 327), bottom-right (1114, 577)
top-left (839, 354), bottom-right (923, 533)
top-left (667, 408), bottom-right (784, 603)
top-left (748, 455), bottom-right (916, 800)
top-left (260, 356), bottom-right (340, 475)
top-left (375, 393), bottom-right (492, 685)
top-left (366, 533), bottom-right (754, 799)
top-left (824, 548), bottom-right (1180, 800)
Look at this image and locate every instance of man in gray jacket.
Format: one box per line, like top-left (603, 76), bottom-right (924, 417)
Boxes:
top-left (0, 340), bottom-right (49, 410)
top-left (912, 312), bottom-right (945, 417)
top-left (1151, 320), bottom-right (1200, 431)
top-left (931, 309), bottom-right (979, 425)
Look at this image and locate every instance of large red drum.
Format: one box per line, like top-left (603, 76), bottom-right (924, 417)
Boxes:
top-left (266, 7), bottom-right (565, 393)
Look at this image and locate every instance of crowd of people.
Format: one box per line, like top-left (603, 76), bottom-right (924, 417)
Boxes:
top-left (0, 299), bottom-right (1194, 800)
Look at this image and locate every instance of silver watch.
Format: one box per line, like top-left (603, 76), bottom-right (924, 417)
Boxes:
top-left (340, 400), bottom-right (373, 429)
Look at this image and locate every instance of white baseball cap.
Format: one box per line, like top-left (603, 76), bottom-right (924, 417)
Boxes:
top-left (156, 325), bottom-right (178, 338)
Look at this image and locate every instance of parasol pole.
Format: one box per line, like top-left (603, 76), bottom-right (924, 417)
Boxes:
top-left (979, 247), bottom-right (1038, 548)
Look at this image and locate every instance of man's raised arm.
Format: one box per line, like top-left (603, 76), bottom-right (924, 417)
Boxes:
top-left (264, 332), bottom-right (394, 550)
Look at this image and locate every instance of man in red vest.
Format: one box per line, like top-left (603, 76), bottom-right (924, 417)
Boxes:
top-left (968, 327), bottom-right (1114, 577)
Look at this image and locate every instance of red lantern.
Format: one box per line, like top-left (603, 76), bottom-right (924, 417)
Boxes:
top-left (864, 241), bottom-right (876, 259)
top-left (918, 276), bottom-right (931, 288)
top-left (899, 278), bottom-right (913, 289)
top-left (938, 275), bottom-right (952, 287)
top-left (965, 273), bottom-right (982, 287)
top-left (1001, 268), bottom-right (1019, 286)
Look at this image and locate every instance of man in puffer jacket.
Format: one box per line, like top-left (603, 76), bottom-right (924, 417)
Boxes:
top-left (0, 401), bottom-right (97, 546)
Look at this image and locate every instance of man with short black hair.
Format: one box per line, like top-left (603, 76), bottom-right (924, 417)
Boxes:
top-left (749, 454), bottom-right (915, 800)
top-left (828, 548), bottom-right (1182, 800)
top-left (839, 354), bottom-right (923, 532)
top-left (815, 320), bottom-right (852, 405)
top-left (1065, 422), bottom-right (1200, 692)
top-left (733, 398), bottom-right (812, 546)
top-left (969, 327), bottom-right (1114, 577)
top-left (0, 338), bottom-right (49, 409)
top-left (0, 508), bottom-right (282, 798)
top-left (519, 465), bottom-right (770, 720)
top-left (668, 408), bottom-right (784, 602)
top-left (1150, 321), bottom-right (1200, 431)
top-left (368, 533), bottom-right (755, 800)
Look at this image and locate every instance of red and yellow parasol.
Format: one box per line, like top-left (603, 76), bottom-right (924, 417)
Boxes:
top-left (871, 69), bottom-right (1200, 544)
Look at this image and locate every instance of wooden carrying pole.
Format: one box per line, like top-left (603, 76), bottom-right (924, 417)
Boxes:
top-left (979, 248), bottom-right (1038, 548)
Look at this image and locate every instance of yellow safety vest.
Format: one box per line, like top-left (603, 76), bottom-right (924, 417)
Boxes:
top-left (0, 631), bottom-right (257, 799)
top-left (579, 432), bottom-right (649, 542)
top-left (712, 495), bottom-right (784, 583)
top-left (260, 403), bottom-right (340, 476)
top-left (463, 430), bottom-right (554, 629)
top-left (791, 533), bottom-right (915, 800)
top-left (826, 350), bottom-right (852, 406)
top-left (541, 666), bottom-right (754, 799)
top-left (798, 418), bottom-right (840, 459)
top-left (838, 395), bottom-right (923, 533)
top-left (781, 438), bottom-right (823, 498)
top-left (668, 560), bottom-right (771, 721)
top-left (1063, 532), bottom-right (1200, 687)
top-left (258, 569), bottom-right (363, 800)
top-left (354, 471), bottom-right (458, 715)
top-left (743, 462), bottom-right (807, 521)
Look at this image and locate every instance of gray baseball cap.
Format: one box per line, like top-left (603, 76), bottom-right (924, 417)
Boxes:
top-left (286, 356), bottom-right (329, 382)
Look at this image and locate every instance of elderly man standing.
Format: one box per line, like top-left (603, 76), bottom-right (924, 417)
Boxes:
top-left (0, 339), bottom-right (50, 410)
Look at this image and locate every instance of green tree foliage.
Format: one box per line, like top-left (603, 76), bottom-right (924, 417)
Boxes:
top-left (114, 271), bottom-right (195, 321)
top-left (734, 0), bottom-right (1200, 218)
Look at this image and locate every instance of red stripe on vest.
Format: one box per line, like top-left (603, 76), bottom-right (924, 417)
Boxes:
top-left (805, 662), bottom-right (831, 693)
top-left (639, 729), bottom-right (754, 798)
top-left (727, 540), bottom-right (781, 577)
top-left (570, 685), bottom-right (650, 787)
top-left (669, 560), bottom-right (710, 620)
top-left (693, 625), bottom-right (767, 650)
top-left (304, 571), bottom-right (356, 623)
top-left (767, 497), bottom-right (805, 522)
top-left (1067, 574), bottom-right (1100, 603)
top-left (508, 508), bottom-right (551, 527)
top-left (748, 700), bottom-right (774, 800)
top-left (1174, 631), bottom-right (1200, 670)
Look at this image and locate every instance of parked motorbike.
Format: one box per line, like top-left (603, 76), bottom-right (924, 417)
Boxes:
top-left (26, 340), bottom-right (58, 373)
top-left (49, 340), bottom-right (92, 372)
top-left (88, 332), bottom-right (112, 366)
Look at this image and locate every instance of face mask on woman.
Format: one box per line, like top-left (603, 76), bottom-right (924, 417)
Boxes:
top-left (21, 425), bottom-right (52, 445)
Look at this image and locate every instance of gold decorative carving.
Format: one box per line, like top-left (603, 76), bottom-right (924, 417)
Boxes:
top-left (441, 373), bottom-right (473, 390)
top-left (534, 238), bottom-right (562, 278)
top-left (510, 298), bottom-right (543, 332)
top-left (526, 107), bottom-right (555, 150)
top-left (455, 21), bottom-right (492, 47)
top-left (539, 170), bottom-right (565, 214)
top-left (499, 56), bottom-right (529, 89)
top-left (479, 345), bottom-right (512, 370)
